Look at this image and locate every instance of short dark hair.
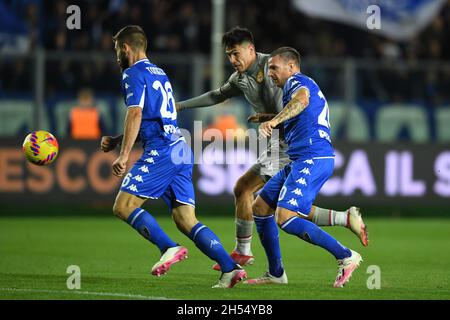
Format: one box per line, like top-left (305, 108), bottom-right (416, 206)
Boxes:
top-left (270, 47), bottom-right (301, 67)
top-left (113, 25), bottom-right (147, 51)
top-left (222, 27), bottom-right (254, 48)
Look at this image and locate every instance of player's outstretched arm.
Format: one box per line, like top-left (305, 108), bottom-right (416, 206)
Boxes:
top-left (176, 89), bottom-right (228, 111)
top-left (112, 107), bottom-right (142, 177)
top-left (176, 81), bottom-right (241, 111)
top-left (259, 87), bottom-right (309, 137)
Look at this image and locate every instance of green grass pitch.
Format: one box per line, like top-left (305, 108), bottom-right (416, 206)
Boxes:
top-left (0, 214), bottom-right (449, 300)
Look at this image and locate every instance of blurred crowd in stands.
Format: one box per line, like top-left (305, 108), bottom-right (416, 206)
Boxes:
top-left (1, 0), bottom-right (450, 103)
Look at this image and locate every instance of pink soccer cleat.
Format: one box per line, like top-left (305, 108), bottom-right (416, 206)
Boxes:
top-left (212, 266), bottom-right (247, 288)
top-left (333, 250), bottom-right (363, 288)
top-left (151, 246), bottom-right (188, 277)
top-left (212, 250), bottom-right (254, 271)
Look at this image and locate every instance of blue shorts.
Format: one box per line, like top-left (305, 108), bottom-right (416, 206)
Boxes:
top-left (259, 157), bottom-right (334, 216)
top-left (120, 140), bottom-right (195, 210)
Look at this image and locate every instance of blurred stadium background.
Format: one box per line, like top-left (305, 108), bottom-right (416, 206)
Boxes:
top-left (0, 0), bottom-right (449, 300)
top-left (1, 0), bottom-right (449, 214)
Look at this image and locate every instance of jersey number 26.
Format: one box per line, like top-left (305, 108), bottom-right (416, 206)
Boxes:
top-left (153, 80), bottom-right (177, 120)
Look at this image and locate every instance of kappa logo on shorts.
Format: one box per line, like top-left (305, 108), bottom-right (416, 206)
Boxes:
top-left (132, 175), bottom-right (144, 183)
top-left (287, 198), bottom-right (298, 207)
top-left (303, 159), bottom-right (314, 165)
top-left (127, 184), bottom-right (138, 192)
top-left (139, 165), bottom-right (149, 173)
top-left (291, 188), bottom-right (303, 196)
top-left (144, 157), bottom-right (155, 164)
top-left (149, 150), bottom-right (159, 156)
top-left (296, 178), bottom-right (307, 186)
top-left (299, 167), bottom-right (311, 175)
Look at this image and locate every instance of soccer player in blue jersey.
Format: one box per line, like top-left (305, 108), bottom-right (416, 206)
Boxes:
top-left (101, 25), bottom-right (247, 288)
top-left (246, 47), bottom-right (362, 288)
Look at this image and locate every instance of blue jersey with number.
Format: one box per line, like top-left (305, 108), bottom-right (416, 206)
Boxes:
top-left (281, 73), bottom-right (334, 160)
top-left (121, 58), bottom-right (183, 149)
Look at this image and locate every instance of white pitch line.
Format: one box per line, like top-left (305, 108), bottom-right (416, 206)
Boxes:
top-left (0, 287), bottom-right (171, 300)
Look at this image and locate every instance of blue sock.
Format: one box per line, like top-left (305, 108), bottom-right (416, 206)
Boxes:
top-left (127, 208), bottom-right (178, 254)
top-left (254, 215), bottom-right (284, 277)
top-left (281, 216), bottom-right (351, 260)
top-left (188, 223), bottom-right (236, 273)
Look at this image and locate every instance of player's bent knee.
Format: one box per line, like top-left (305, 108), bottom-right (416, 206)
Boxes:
top-left (112, 192), bottom-right (145, 221)
top-left (233, 179), bottom-right (251, 199)
top-left (172, 205), bottom-right (198, 234)
top-left (112, 202), bottom-right (126, 219)
top-left (252, 197), bottom-right (273, 216)
top-left (275, 208), bottom-right (298, 226)
top-left (112, 201), bottom-right (134, 221)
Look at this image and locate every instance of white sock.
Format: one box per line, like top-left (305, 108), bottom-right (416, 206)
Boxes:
top-left (235, 218), bottom-right (253, 256)
top-left (312, 207), bottom-right (348, 227)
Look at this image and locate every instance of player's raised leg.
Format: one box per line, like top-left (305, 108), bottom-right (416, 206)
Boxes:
top-left (307, 205), bottom-right (369, 246)
top-left (172, 204), bottom-right (247, 288)
top-left (276, 206), bottom-right (362, 287)
top-left (112, 191), bottom-right (187, 276)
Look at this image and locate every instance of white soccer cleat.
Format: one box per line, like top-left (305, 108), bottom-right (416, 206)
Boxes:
top-left (333, 250), bottom-right (363, 288)
top-left (151, 246), bottom-right (188, 277)
top-left (244, 270), bottom-right (288, 285)
top-left (212, 266), bottom-right (247, 289)
top-left (347, 207), bottom-right (369, 247)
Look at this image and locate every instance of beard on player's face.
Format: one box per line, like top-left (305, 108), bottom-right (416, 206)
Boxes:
top-left (118, 49), bottom-right (130, 72)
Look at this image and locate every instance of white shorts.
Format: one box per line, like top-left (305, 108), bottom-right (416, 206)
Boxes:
top-left (249, 140), bottom-right (291, 182)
